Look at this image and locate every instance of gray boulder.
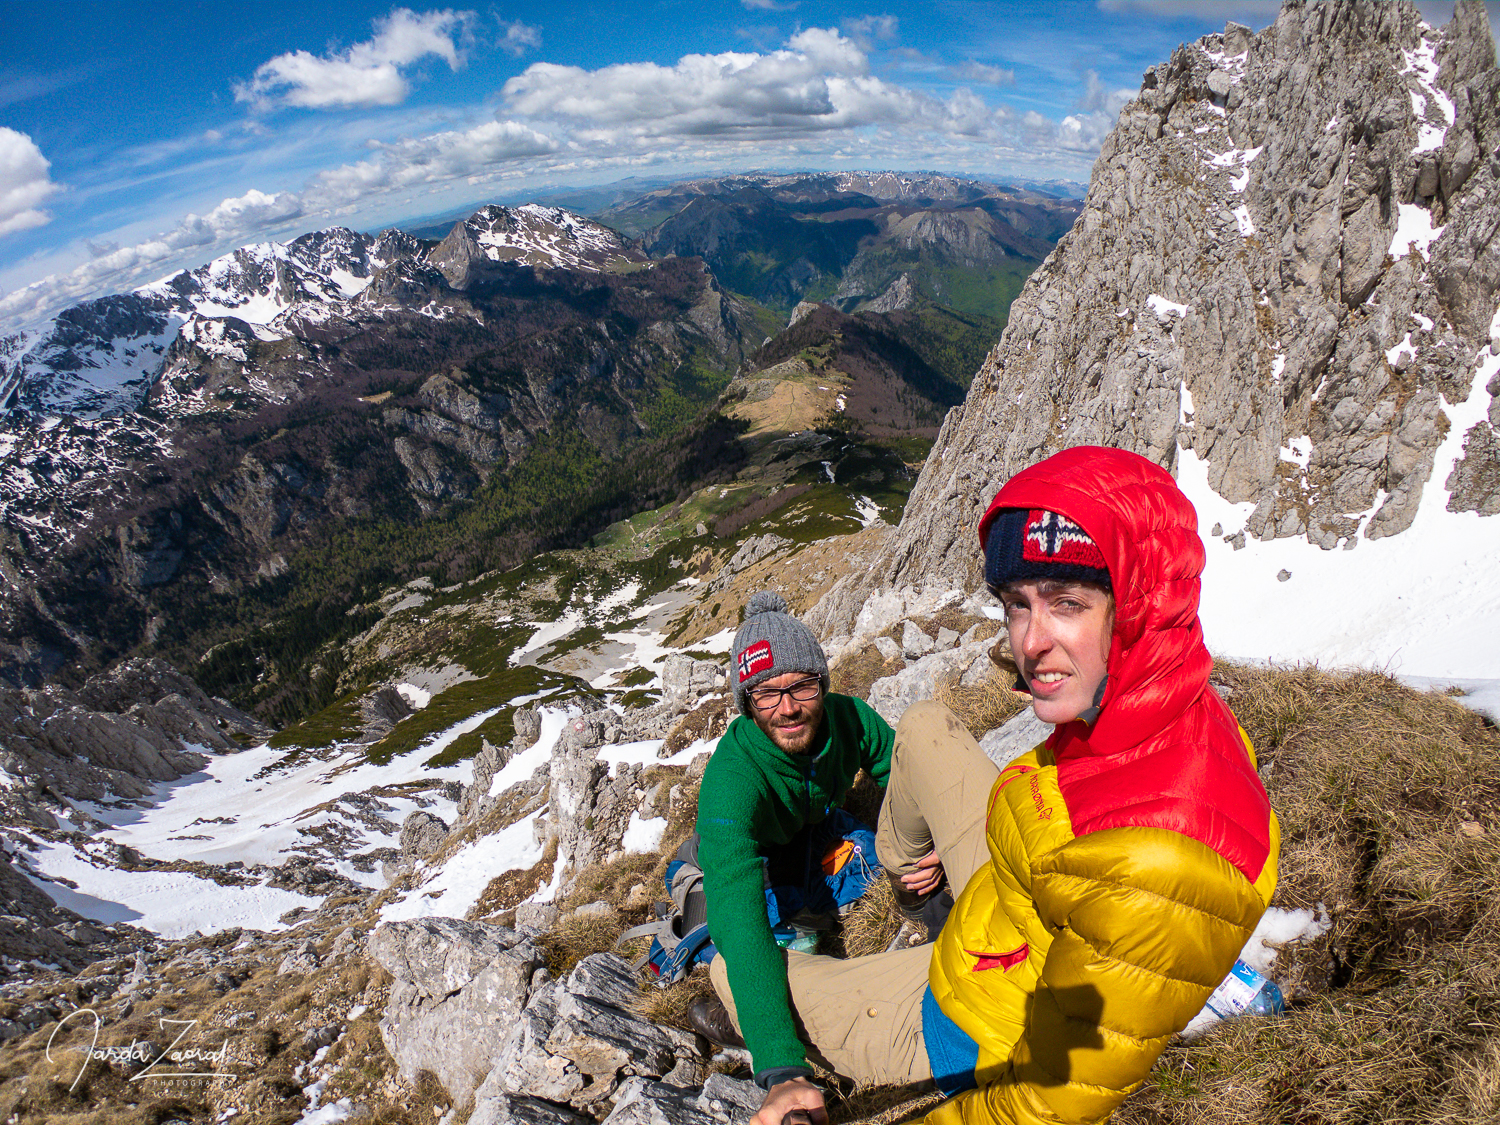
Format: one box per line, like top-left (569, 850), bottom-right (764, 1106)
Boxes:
top-left (867, 640), bottom-right (992, 726)
top-left (900, 621), bottom-right (936, 659)
top-left (370, 918), bottom-right (542, 1108)
top-left (660, 655), bottom-right (724, 702)
top-left (979, 708), bottom-right (1053, 769)
top-left (489, 980), bottom-right (586, 1103)
top-left (399, 810), bottom-right (449, 862)
top-left (603, 1080), bottom-right (722, 1125)
top-left (470, 1088), bottom-right (593, 1125)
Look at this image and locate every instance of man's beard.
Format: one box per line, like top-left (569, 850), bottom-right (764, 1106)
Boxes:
top-left (755, 700), bottom-right (824, 753)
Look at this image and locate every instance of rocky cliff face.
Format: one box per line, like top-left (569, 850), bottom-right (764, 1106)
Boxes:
top-left (813, 0), bottom-right (1500, 627)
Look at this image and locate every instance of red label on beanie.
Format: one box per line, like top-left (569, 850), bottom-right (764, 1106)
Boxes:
top-left (1022, 509), bottom-right (1107, 569)
top-left (737, 640), bottom-right (774, 682)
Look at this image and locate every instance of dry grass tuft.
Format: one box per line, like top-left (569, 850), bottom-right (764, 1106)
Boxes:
top-left (1112, 662), bottom-right (1500, 1125)
top-left (630, 964), bottom-right (717, 1031)
top-left (830, 642), bottom-right (905, 703)
top-left (537, 913), bottom-right (635, 979)
top-left (840, 875), bottom-right (904, 959)
top-left (936, 667), bottom-right (1029, 740)
top-left (830, 1081), bottom-right (944, 1125)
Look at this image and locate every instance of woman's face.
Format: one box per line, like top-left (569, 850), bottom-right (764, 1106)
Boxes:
top-left (998, 579), bottom-right (1113, 725)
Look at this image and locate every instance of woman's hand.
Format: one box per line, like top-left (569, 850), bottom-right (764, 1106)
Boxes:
top-left (901, 849), bottom-right (945, 895)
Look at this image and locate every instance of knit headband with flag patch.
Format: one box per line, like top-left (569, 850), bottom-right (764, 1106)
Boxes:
top-left (984, 508), bottom-right (1112, 595)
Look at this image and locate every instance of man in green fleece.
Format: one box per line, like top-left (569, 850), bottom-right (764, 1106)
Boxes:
top-left (692, 590), bottom-right (938, 1124)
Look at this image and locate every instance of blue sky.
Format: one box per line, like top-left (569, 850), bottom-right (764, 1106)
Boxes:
top-left (0, 0), bottom-right (1478, 330)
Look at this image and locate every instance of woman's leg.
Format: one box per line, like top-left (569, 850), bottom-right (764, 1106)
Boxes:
top-left (709, 944), bottom-right (934, 1086)
top-left (876, 700), bottom-right (1002, 893)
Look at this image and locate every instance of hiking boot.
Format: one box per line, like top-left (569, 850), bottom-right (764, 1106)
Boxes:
top-left (886, 870), bottom-right (954, 945)
top-left (688, 996), bottom-right (745, 1049)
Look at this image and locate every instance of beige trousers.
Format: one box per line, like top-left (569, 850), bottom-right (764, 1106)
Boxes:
top-left (709, 699), bottom-right (1000, 1084)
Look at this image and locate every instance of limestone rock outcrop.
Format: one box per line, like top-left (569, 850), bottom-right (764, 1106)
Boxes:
top-left (813, 0), bottom-right (1500, 627)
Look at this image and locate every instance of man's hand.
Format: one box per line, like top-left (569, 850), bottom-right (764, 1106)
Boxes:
top-left (752, 1077), bottom-right (826, 1125)
top-left (901, 849), bottom-right (945, 896)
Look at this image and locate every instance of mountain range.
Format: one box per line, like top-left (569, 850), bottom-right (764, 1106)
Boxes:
top-left (0, 173), bottom-right (1070, 722)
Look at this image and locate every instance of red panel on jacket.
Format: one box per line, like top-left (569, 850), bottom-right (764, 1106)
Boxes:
top-left (979, 446), bottom-right (1271, 884)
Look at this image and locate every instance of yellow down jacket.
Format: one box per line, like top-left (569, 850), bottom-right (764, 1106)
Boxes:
top-left (926, 447), bottom-right (1280, 1125)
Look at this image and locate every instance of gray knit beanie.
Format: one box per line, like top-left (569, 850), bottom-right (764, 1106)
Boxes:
top-left (730, 591), bottom-right (829, 716)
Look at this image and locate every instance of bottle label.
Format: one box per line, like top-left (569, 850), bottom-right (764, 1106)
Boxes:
top-left (1203, 960), bottom-right (1263, 1019)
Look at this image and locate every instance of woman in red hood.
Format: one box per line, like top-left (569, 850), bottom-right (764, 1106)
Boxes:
top-left (733, 445), bottom-right (1280, 1125)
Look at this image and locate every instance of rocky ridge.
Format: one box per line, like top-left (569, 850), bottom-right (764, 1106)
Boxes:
top-left (810, 0), bottom-right (1500, 635)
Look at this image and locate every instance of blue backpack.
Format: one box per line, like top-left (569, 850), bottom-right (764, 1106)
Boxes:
top-left (619, 815), bottom-right (881, 987)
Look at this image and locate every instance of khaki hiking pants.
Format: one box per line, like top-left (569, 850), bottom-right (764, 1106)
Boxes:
top-left (709, 699), bottom-right (999, 1085)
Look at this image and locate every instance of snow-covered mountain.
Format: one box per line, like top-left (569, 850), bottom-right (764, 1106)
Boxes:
top-left (426, 203), bottom-right (648, 288)
top-left (0, 228), bottom-right (421, 419)
top-left (0, 206), bottom-right (642, 420)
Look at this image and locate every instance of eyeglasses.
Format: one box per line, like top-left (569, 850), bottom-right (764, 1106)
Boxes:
top-left (747, 676), bottom-right (823, 711)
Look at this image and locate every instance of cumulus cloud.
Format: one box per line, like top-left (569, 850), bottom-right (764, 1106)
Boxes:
top-left (312, 119), bottom-right (557, 201)
top-left (235, 8), bottom-right (475, 111)
top-left (503, 28), bottom-right (942, 137)
top-left (1054, 69), bottom-right (1135, 151)
top-left (0, 127), bottom-right (59, 236)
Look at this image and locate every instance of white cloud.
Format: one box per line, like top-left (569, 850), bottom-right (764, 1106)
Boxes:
top-left (312, 120), bottom-right (557, 200)
top-left (1054, 69), bottom-right (1136, 151)
top-left (740, 0), bottom-right (799, 9)
top-left (1077, 69), bottom-right (1136, 115)
top-left (235, 8), bottom-right (475, 111)
top-left (955, 61), bottom-right (1016, 86)
top-left (0, 127), bottom-right (60, 236)
top-left (500, 19), bottom-right (541, 57)
top-left (502, 28), bottom-right (932, 137)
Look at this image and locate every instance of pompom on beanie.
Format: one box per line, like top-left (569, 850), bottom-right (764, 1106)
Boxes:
top-left (729, 590), bottom-right (829, 716)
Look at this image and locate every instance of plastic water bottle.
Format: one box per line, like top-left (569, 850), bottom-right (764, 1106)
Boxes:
top-left (1203, 959), bottom-right (1284, 1021)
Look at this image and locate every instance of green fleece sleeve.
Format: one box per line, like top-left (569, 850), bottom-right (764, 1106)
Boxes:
top-left (855, 696), bottom-right (895, 788)
top-left (696, 766), bottom-right (807, 1075)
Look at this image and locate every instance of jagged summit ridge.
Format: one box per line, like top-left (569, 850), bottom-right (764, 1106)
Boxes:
top-left (0, 205), bottom-right (634, 420)
top-left (0, 227), bottom-right (420, 419)
top-left (813, 0), bottom-right (1500, 623)
top-left (428, 204), bottom-right (647, 288)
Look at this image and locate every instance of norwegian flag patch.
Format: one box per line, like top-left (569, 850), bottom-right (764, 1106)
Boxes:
top-left (1022, 509), bottom-right (1106, 569)
top-left (737, 640), bottom-right (774, 683)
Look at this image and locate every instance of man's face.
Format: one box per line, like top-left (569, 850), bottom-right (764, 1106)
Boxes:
top-left (997, 579), bottom-right (1113, 725)
top-left (747, 670), bottom-right (826, 753)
